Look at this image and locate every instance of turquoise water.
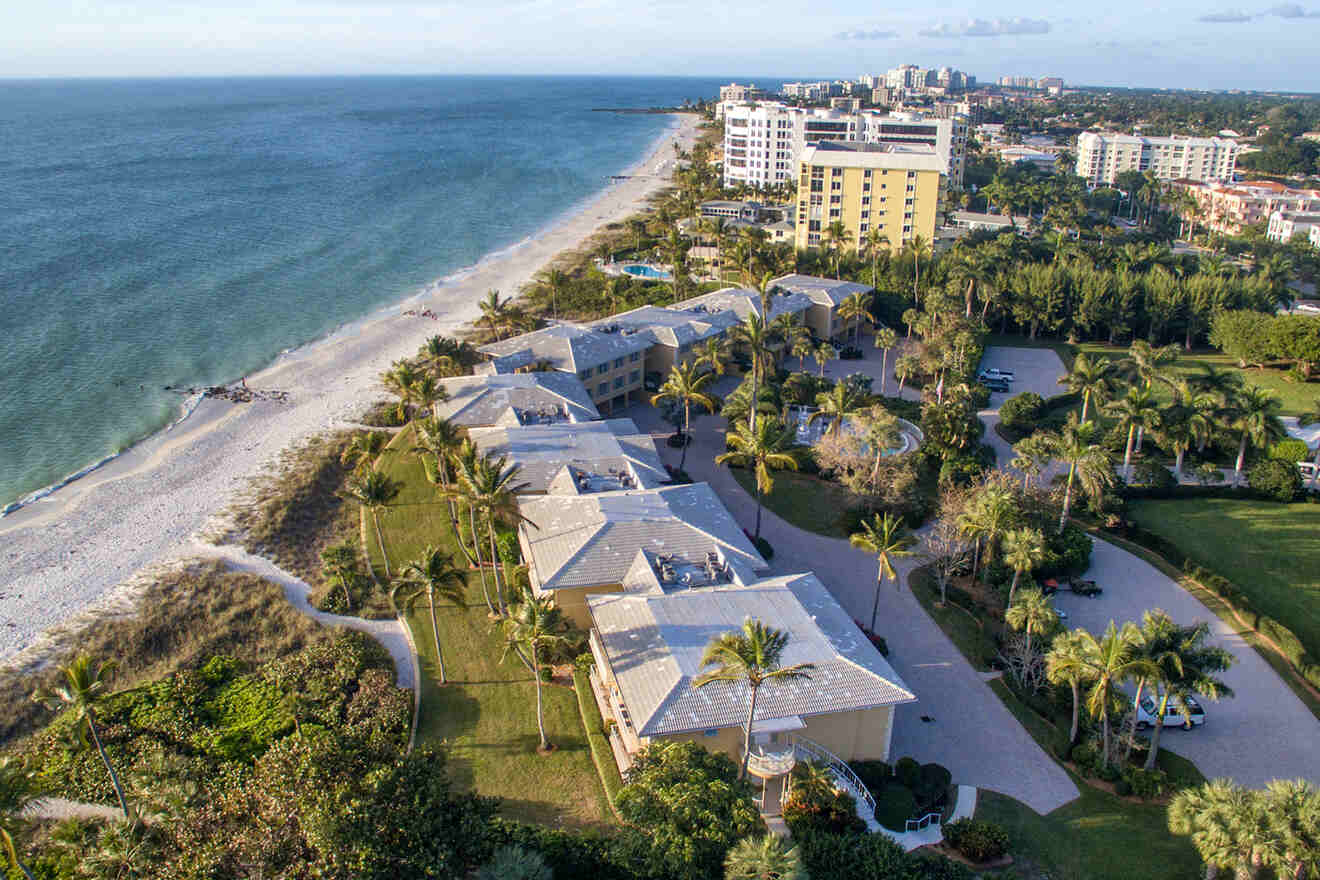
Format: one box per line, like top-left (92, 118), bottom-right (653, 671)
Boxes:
top-left (622, 263), bottom-right (672, 280)
top-left (0, 76), bottom-right (724, 509)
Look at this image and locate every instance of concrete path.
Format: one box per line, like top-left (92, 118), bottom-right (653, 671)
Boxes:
top-left (1054, 538), bottom-right (1320, 788)
top-left (24, 797), bottom-right (123, 822)
top-left (622, 396), bottom-right (1081, 815)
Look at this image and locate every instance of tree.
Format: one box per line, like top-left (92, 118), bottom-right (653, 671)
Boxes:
top-left (652, 360), bottom-right (718, 470)
top-left (395, 546), bottom-right (467, 684)
top-left (1169, 779), bottom-right (1266, 880)
top-left (341, 431), bottom-right (388, 476)
top-left (382, 360), bottom-right (420, 423)
top-left (1229, 386), bottom-right (1286, 487)
top-left (464, 454), bottom-right (532, 615)
top-left (413, 416), bottom-right (475, 564)
top-left (538, 268), bottom-right (568, 319)
top-left (1261, 779), bottom-right (1320, 879)
top-left (1002, 528), bottom-right (1046, 608)
top-left (820, 220), bottom-right (854, 279)
top-left (1300, 398), bottom-right (1320, 491)
top-left (1106, 387), bottom-right (1161, 482)
top-left (875, 327), bottom-right (898, 395)
top-left (1006, 588), bottom-right (1059, 657)
top-left (813, 342), bottom-right (836, 378)
top-left (809, 382), bottom-right (863, 439)
top-left (729, 314), bottom-right (777, 431)
top-left (849, 512), bottom-right (917, 633)
top-left (0, 757), bottom-right (39, 880)
top-left (343, 471), bottom-right (400, 580)
top-left (957, 483), bottom-right (1018, 580)
top-left (716, 417), bottom-right (798, 540)
top-left (1156, 405), bottom-right (1197, 480)
top-left (1079, 621), bottom-right (1149, 769)
top-left (723, 835), bottom-right (807, 880)
top-left (1010, 433), bottom-right (1053, 491)
top-left (894, 354), bottom-right (920, 394)
top-left (501, 587), bottom-right (571, 751)
top-left (1062, 353), bottom-right (1114, 424)
top-left (477, 289), bottom-right (514, 341)
top-left (693, 620), bottom-right (815, 779)
top-left (33, 656), bottom-right (132, 821)
top-left (1142, 617), bottom-right (1235, 770)
top-left (1046, 630), bottom-right (1097, 745)
top-left (321, 541), bottom-right (363, 612)
top-left (697, 336), bottom-right (731, 378)
top-left (837, 290), bottom-right (873, 343)
top-left (1049, 415), bottom-right (1116, 532)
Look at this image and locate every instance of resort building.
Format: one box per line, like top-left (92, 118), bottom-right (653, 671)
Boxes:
top-left (434, 372), bottom-right (600, 428)
top-left (1075, 132), bottom-right (1239, 186)
top-left (792, 142), bottom-right (945, 255)
top-left (476, 324), bottom-right (650, 414)
top-left (466, 419), bottom-right (668, 495)
top-left (588, 305), bottom-right (740, 377)
top-left (1268, 210), bottom-right (1320, 244)
top-left (721, 102), bottom-right (967, 191)
top-left (1179, 180), bottom-right (1320, 235)
top-left (768, 274), bottom-right (878, 341)
top-left (585, 571), bottom-right (916, 774)
top-left (516, 482), bottom-right (770, 626)
top-left (673, 286), bottom-right (813, 325)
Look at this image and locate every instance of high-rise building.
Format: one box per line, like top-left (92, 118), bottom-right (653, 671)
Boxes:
top-left (793, 142), bottom-right (945, 253)
top-left (1075, 132), bottom-right (1239, 186)
top-left (721, 102), bottom-right (967, 191)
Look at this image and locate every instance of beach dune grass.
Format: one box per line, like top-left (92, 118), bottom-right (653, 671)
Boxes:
top-left (367, 425), bottom-right (613, 830)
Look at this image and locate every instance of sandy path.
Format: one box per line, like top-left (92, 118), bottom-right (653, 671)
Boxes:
top-left (0, 114), bottom-right (700, 664)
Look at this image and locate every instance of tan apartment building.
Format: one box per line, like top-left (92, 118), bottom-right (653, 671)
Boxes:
top-left (477, 324), bottom-right (650, 414)
top-left (434, 372), bottom-right (600, 428)
top-left (466, 418), bottom-right (667, 495)
top-left (794, 142), bottom-right (945, 255)
top-left (588, 306), bottom-right (740, 378)
top-left (768, 274), bottom-right (878, 341)
top-left (1179, 180), bottom-right (1320, 235)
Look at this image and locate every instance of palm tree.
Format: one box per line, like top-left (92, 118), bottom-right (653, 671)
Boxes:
top-left (1120, 340), bottom-right (1178, 450)
top-left (791, 336), bottom-right (815, 373)
top-left (1050, 415), bottom-right (1116, 531)
top-left (696, 336), bottom-right (730, 378)
top-left (382, 360), bottom-right (419, 423)
top-left (729, 314), bottom-right (776, 431)
top-left (538, 268), bottom-right (568, 319)
top-left (1142, 617), bottom-right (1234, 770)
top-left (1300, 398), bottom-right (1320, 491)
top-left (1002, 528), bottom-right (1046, 608)
top-left (412, 416), bottom-right (475, 563)
top-left (693, 620), bottom-right (815, 779)
top-left (813, 342), bottom-right (836, 378)
top-left (652, 360), bottom-right (718, 470)
top-left (809, 381), bottom-right (862, 438)
top-left (837, 290), bottom-right (873, 343)
top-left (1261, 779), bottom-right (1320, 879)
top-left (340, 430), bottom-right (388, 476)
top-left (0, 757), bottom-right (40, 880)
top-left (957, 484), bottom-right (1018, 580)
top-left (723, 834), bottom-right (807, 880)
top-left (1169, 779), bottom-right (1263, 880)
top-left (1080, 621), bottom-right (1149, 770)
top-left (394, 546), bottom-right (467, 684)
top-left (33, 657), bottom-right (131, 821)
top-left (1156, 406), bottom-right (1197, 480)
top-left (862, 226), bottom-right (886, 287)
top-left (1062, 353), bottom-right (1114, 423)
top-left (502, 588), bottom-right (571, 752)
top-left (448, 439), bottom-right (497, 615)
top-left (861, 406), bottom-right (901, 485)
top-left (465, 454), bottom-right (533, 615)
top-left (1106, 387), bottom-right (1161, 482)
top-left (1228, 386), bottom-right (1286, 487)
top-left (320, 542), bottom-right (362, 612)
top-left (819, 220), bottom-right (854, 279)
top-left (849, 512), bottom-right (917, 633)
top-left (894, 354), bottom-right (920, 395)
top-left (1046, 630), bottom-right (1097, 745)
top-left (1006, 588), bottom-right (1059, 656)
top-left (476, 289), bottom-right (513, 340)
top-left (875, 327), bottom-right (898, 395)
top-left (408, 374), bottom-right (446, 421)
top-left (717, 418), bottom-right (797, 541)
top-left (342, 470), bottom-right (400, 580)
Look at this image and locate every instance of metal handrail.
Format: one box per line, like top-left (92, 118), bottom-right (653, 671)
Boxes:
top-left (790, 736), bottom-right (877, 819)
top-left (905, 811), bottom-right (942, 833)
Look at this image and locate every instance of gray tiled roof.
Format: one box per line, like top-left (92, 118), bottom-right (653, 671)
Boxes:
top-left (673, 287), bottom-right (814, 323)
top-left (434, 373), bottom-right (599, 427)
top-left (770, 274), bottom-right (875, 308)
top-left (477, 323), bottom-right (651, 373)
top-left (519, 483), bottom-right (768, 593)
top-left (588, 572), bottom-right (916, 737)
top-left (589, 306), bottom-right (738, 350)
top-left (467, 419), bottom-right (667, 494)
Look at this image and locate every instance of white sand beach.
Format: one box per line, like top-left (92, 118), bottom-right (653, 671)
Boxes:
top-left (0, 113), bottom-right (700, 663)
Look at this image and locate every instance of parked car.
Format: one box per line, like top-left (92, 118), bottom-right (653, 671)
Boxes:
top-left (1135, 694), bottom-right (1205, 730)
top-left (1298, 461), bottom-right (1319, 485)
top-left (982, 378), bottom-right (1011, 393)
top-left (1067, 578), bottom-right (1103, 598)
top-left (977, 367), bottom-right (1015, 382)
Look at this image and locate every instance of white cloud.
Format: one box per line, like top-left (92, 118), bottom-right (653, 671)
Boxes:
top-left (1196, 9), bottom-right (1256, 20)
top-left (917, 17), bottom-right (1051, 38)
top-left (834, 28), bottom-right (898, 40)
top-left (1268, 3), bottom-right (1320, 16)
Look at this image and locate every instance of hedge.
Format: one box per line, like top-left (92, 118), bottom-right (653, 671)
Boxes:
top-left (572, 668), bottom-right (624, 812)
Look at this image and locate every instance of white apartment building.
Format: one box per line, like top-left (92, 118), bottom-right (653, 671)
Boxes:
top-left (1268, 210), bottom-right (1320, 243)
top-left (722, 102), bottom-right (967, 191)
top-left (1310, 226), bottom-right (1320, 249)
top-left (1076, 132), bottom-right (1239, 187)
top-left (1180, 180), bottom-right (1320, 234)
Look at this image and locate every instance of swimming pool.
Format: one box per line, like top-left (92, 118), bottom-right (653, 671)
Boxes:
top-left (785, 405), bottom-right (920, 456)
top-left (621, 263), bottom-right (673, 281)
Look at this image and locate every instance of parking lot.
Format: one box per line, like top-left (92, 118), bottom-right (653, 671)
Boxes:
top-left (977, 346), bottom-right (1067, 407)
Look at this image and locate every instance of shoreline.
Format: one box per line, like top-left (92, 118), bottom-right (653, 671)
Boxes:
top-left (0, 111), bottom-right (699, 663)
top-left (1, 114), bottom-right (683, 520)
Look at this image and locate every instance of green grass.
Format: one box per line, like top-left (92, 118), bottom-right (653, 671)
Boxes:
top-left (368, 426), bottom-right (614, 831)
top-left (728, 467), bottom-right (863, 538)
top-left (908, 567), bottom-right (1000, 672)
top-left (1128, 497), bottom-right (1320, 662)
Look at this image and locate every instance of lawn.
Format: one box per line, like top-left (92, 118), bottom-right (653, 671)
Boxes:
top-left (1128, 497), bottom-right (1320, 661)
top-left (908, 567), bottom-right (1000, 672)
top-left (728, 466), bottom-right (864, 538)
top-left (366, 425), bottom-right (614, 831)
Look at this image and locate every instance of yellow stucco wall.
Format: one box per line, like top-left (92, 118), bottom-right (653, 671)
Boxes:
top-left (647, 705), bottom-right (895, 764)
top-left (550, 584), bottom-right (624, 629)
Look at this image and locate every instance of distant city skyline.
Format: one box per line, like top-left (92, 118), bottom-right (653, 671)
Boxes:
top-left (4, 0), bottom-right (1317, 92)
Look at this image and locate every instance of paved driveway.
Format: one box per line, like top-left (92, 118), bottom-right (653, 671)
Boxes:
top-left (621, 396), bottom-right (1081, 814)
top-left (1054, 538), bottom-right (1320, 788)
top-left (977, 345), bottom-right (1068, 410)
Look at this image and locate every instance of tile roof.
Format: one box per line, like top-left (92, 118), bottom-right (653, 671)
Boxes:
top-left (518, 483), bottom-right (768, 593)
top-left (589, 306), bottom-right (738, 350)
top-left (588, 572), bottom-right (916, 737)
top-left (434, 373), bottom-right (599, 427)
top-left (770, 274), bottom-right (875, 308)
top-left (477, 323), bottom-right (650, 374)
top-left (467, 419), bottom-right (667, 494)
top-left (672, 287), bottom-right (813, 323)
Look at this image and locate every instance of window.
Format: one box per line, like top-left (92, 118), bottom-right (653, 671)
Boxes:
top-left (629, 370), bottom-right (640, 383)
top-left (578, 369), bottom-right (592, 381)
top-left (613, 357), bottom-right (625, 369)
top-left (703, 729), bottom-right (719, 738)
top-left (597, 364), bottom-right (608, 375)
top-left (629, 351), bottom-right (640, 362)
top-left (597, 382), bottom-right (609, 396)
top-left (614, 376), bottom-right (625, 389)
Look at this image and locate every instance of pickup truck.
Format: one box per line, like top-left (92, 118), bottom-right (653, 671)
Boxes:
top-left (977, 367), bottom-right (1015, 382)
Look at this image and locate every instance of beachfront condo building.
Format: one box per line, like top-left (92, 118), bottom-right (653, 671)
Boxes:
top-left (1075, 132), bottom-right (1239, 187)
top-left (476, 324), bottom-right (650, 414)
top-left (721, 102), bottom-right (967, 191)
top-left (434, 372), bottom-right (601, 428)
top-left (793, 142), bottom-right (945, 254)
top-left (466, 418), bottom-right (668, 495)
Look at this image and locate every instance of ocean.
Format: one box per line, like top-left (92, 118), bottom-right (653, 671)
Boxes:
top-left (0, 75), bottom-right (724, 509)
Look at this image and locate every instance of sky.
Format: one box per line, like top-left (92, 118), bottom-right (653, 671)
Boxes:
top-left (3, 0), bottom-right (1317, 92)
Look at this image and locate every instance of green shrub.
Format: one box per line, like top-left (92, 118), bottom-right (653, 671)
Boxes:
top-left (783, 782), bottom-right (867, 836)
top-left (572, 669), bottom-right (622, 806)
top-left (1122, 767), bottom-right (1170, 800)
top-left (894, 756), bottom-right (922, 789)
top-left (1270, 438), bottom-right (1311, 463)
top-left (999, 392), bottom-right (1045, 431)
top-left (873, 784), bottom-right (919, 832)
top-left (1130, 460), bottom-right (1178, 492)
top-left (1039, 523), bottom-right (1093, 578)
top-left (938, 455), bottom-right (987, 487)
top-left (794, 829), bottom-right (909, 878)
top-left (1249, 459), bottom-right (1303, 502)
top-left (1113, 778), bottom-right (1133, 797)
top-left (848, 760), bottom-right (891, 793)
top-left (915, 763), bottom-right (953, 811)
top-left (942, 818), bottom-right (1010, 863)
